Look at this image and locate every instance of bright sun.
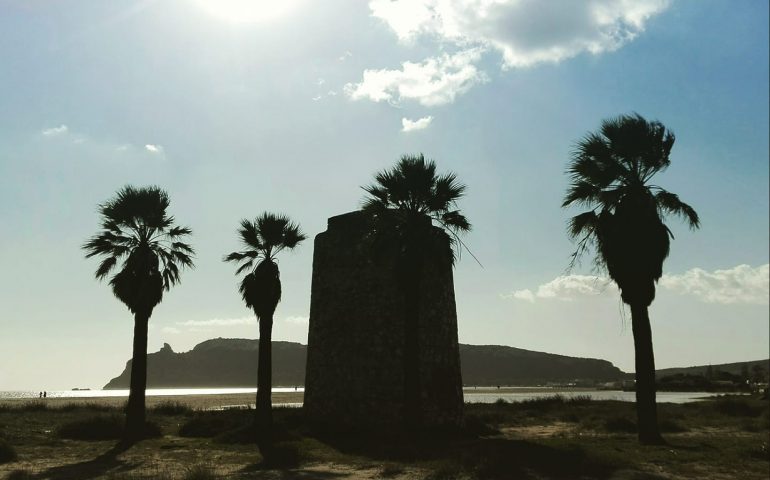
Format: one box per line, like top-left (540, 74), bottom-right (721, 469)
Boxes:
top-left (195, 0), bottom-right (302, 24)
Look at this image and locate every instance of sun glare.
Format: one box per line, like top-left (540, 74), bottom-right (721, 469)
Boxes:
top-left (194, 0), bottom-right (301, 24)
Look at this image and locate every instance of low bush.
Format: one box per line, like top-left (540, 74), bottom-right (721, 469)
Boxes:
top-left (151, 401), bottom-right (192, 416)
top-left (58, 415), bottom-right (124, 440)
top-left (602, 416), bottom-right (637, 433)
top-left (57, 402), bottom-right (116, 412)
top-left (0, 438), bottom-right (17, 463)
top-left (58, 415), bottom-right (161, 440)
top-left (179, 415), bottom-right (234, 438)
top-left (713, 397), bottom-right (762, 417)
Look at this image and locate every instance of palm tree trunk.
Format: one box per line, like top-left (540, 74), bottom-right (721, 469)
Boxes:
top-left (402, 260), bottom-right (423, 429)
top-left (630, 304), bottom-right (663, 444)
top-left (255, 313), bottom-right (273, 441)
top-left (125, 311), bottom-right (150, 440)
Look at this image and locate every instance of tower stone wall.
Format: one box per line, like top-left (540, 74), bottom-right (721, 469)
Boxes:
top-left (303, 211), bottom-right (463, 428)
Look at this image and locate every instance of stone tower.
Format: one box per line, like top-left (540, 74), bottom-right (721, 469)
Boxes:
top-left (303, 211), bottom-right (463, 428)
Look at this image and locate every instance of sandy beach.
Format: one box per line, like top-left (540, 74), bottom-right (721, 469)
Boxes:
top-left (0, 391), bottom-right (305, 411)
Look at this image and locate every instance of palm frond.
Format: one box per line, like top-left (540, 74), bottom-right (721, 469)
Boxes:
top-left (83, 185), bottom-right (194, 311)
top-left (655, 190), bottom-right (700, 229)
top-left (567, 211), bottom-right (600, 240)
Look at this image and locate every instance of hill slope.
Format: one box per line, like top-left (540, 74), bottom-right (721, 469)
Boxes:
top-left (104, 338), bottom-right (625, 389)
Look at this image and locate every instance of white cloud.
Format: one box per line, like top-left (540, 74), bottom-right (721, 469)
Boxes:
top-left (369, 0), bottom-right (669, 69)
top-left (345, 49), bottom-right (486, 106)
top-left (355, 0), bottom-right (669, 108)
top-left (505, 274), bottom-right (615, 302)
top-left (312, 95), bottom-right (323, 101)
top-left (41, 125), bottom-right (68, 136)
top-left (339, 51), bottom-right (353, 61)
top-left (177, 317), bottom-right (257, 327)
top-left (506, 264), bottom-right (769, 305)
top-left (145, 144), bottom-right (164, 154)
top-left (161, 326), bottom-right (181, 334)
top-left (402, 115), bottom-right (434, 132)
top-left (659, 264), bottom-right (769, 305)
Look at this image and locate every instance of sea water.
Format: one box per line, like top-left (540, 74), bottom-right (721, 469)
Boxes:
top-left (0, 387), bottom-right (723, 404)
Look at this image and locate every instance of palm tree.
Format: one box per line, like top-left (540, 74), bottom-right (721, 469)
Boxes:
top-left (362, 154), bottom-right (471, 427)
top-left (563, 114), bottom-right (699, 444)
top-left (224, 213), bottom-right (306, 445)
top-left (83, 185), bottom-right (194, 440)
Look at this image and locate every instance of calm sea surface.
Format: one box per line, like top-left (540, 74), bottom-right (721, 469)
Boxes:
top-left (0, 387), bottom-right (721, 404)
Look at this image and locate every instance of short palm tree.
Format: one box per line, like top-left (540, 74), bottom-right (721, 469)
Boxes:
top-left (224, 213), bottom-right (306, 444)
top-left (563, 114), bottom-right (699, 444)
top-left (362, 154), bottom-right (471, 426)
top-left (83, 185), bottom-right (194, 440)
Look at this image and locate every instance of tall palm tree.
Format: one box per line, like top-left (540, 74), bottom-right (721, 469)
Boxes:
top-left (563, 114), bottom-right (699, 444)
top-left (83, 185), bottom-right (194, 439)
top-left (362, 154), bottom-right (471, 427)
top-left (224, 213), bottom-right (306, 444)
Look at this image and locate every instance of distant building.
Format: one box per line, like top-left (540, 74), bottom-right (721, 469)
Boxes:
top-left (303, 211), bottom-right (463, 428)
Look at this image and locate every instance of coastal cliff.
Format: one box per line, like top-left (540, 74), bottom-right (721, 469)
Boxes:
top-left (104, 338), bottom-right (625, 389)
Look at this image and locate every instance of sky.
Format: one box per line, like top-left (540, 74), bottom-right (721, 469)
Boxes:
top-left (0, 0), bottom-right (767, 391)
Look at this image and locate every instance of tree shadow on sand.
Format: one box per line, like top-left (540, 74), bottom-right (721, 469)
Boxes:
top-left (31, 440), bottom-right (137, 480)
top-left (313, 429), bottom-right (633, 480)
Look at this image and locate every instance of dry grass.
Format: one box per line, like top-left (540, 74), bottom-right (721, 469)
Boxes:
top-left (0, 394), bottom-right (766, 479)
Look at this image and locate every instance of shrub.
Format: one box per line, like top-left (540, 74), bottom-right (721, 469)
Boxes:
top-left (658, 418), bottom-right (687, 433)
top-left (713, 397), bottom-right (761, 417)
top-left (58, 415), bottom-right (124, 440)
top-left (58, 415), bottom-right (161, 440)
top-left (58, 402), bottom-right (115, 412)
top-left (603, 416), bottom-right (637, 433)
top-left (179, 415), bottom-right (233, 438)
top-left (462, 414), bottom-right (498, 436)
top-left (0, 438), bottom-right (17, 464)
top-left (151, 401), bottom-right (192, 416)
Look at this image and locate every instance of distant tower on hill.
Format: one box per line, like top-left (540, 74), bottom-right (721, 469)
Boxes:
top-left (303, 211), bottom-right (463, 428)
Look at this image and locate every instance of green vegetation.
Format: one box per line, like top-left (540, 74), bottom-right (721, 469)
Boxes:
top-left (1, 396), bottom-right (766, 479)
top-left (82, 185), bottom-right (195, 440)
top-left (563, 114), bottom-right (700, 444)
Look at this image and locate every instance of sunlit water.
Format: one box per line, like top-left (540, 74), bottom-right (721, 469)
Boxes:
top-left (0, 387), bottom-right (303, 399)
top-left (0, 387), bottom-right (722, 404)
top-left (462, 388), bottom-right (723, 404)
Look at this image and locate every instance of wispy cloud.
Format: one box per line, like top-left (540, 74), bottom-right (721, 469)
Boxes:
top-left (345, 49), bottom-right (486, 106)
top-left (353, 0), bottom-right (669, 107)
top-left (505, 264), bottom-right (769, 306)
top-left (659, 264), bottom-right (769, 305)
top-left (161, 326), bottom-right (181, 334)
top-left (41, 125), bottom-right (69, 136)
top-left (145, 144), bottom-right (164, 154)
top-left (177, 317), bottom-right (257, 327)
top-left (284, 315), bottom-right (309, 325)
top-left (505, 275), bottom-right (615, 302)
top-left (402, 116), bottom-right (434, 132)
